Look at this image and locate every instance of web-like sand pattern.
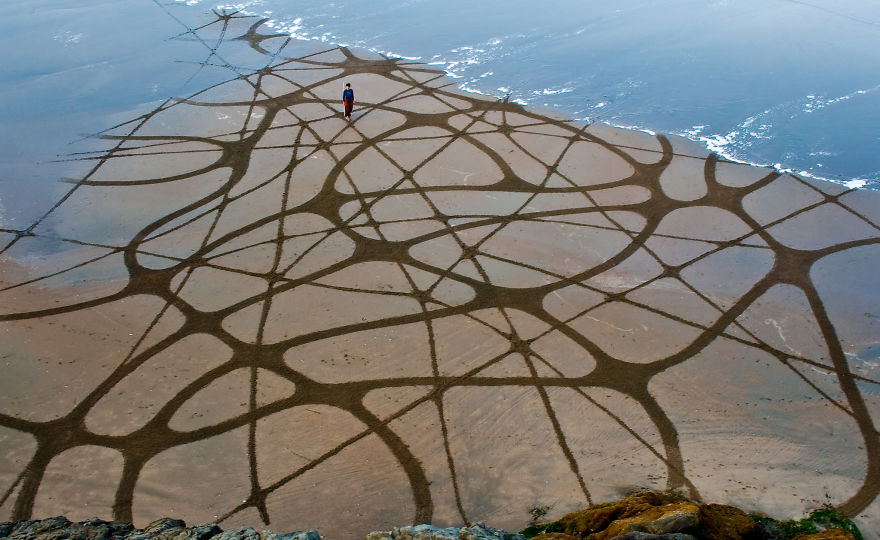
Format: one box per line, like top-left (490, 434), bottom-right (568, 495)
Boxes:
top-left (1, 8), bottom-right (879, 537)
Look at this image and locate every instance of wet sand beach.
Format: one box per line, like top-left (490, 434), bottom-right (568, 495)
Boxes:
top-left (1, 5), bottom-right (879, 540)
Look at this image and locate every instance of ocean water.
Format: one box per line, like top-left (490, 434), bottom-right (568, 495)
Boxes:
top-left (185, 0), bottom-right (880, 189)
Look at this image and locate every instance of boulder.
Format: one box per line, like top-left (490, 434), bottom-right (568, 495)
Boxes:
top-left (791, 530), bottom-right (856, 540)
top-left (461, 523), bottom-right (525, 540)
top-left (0, 517), bottom-right (318, 540)
top-left (598, 502), bottom-right (700, 539)
top-left (144, 518), bottom-right (187, 535)
top-left (694, 504), bottom-right (765, 540)
top-left (171, 524), bottom-right (226, 540)
top-left (212, 528), bottom-right (262, 540)
top-left (534, 491), bottom-right (691, 538)
top-left (529, 492), bottom-right (775, 540)
top-left (364, 522), bottom-right (524, 540)
top-left (0, 516), bottom-right (134, 540)
top-left (610, 533), bottom-right (698, 540)
top-left (262, 529), bottom-right (321, 540)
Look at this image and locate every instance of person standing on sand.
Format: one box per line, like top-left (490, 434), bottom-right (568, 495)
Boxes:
top-left (342, 82), bottom-right (354, 120)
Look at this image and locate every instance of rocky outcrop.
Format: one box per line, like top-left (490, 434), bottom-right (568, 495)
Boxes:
top-left (0, 517), bottom-right (319, 540)
top-left (526, 491), bottom-right (764, 540)
top-left (592, 501), bottom-right (700, 539)
top-left (790, 532), bottom-right (856, 540)
top-left (0, 492), bottom-right (865, 540)
top-left (696, 504), bottom-right (766, 540)
top-left (364, 522), bottom-right (525, 540)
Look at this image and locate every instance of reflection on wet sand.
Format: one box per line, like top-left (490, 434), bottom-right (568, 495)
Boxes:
top-left (1, 7), bottom-right (879, 540)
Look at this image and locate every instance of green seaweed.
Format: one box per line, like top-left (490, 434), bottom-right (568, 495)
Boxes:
top-left (806, 508), bottom-right (863, 540)
top-left (519, 521), bottom-right (563, 539)
top-left (529, 505), bottom-right (550, 522)
top-left (750, 507), bottom-right (863, 540)
top-left (778, 518), bottom-right (819, 537)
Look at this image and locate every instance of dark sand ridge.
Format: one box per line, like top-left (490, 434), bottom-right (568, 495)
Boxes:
top-left (1, 7), bottom-right (879, 540)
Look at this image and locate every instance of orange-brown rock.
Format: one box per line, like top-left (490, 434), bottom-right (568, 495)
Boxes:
top-left (529, 491), bottom-right (777, 540)
top-left (694, 503), bottom-right (766, 540)
top-left (539, 491), bottom-right (691, 538)
top-left (791, 530), bottom-right (856, 540)
top-left (594, 502), bottom-right (700, 539)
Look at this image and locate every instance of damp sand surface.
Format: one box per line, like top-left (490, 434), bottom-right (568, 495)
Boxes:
top-left (1, 5), bottom-right (880, 540)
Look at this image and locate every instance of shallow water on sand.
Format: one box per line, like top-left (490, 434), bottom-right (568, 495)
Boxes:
top-left (175, 0), bottom-right (880, 188)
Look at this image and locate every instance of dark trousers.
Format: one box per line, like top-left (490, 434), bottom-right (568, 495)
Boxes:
top-left (343, 99), bottom-right (354, 117)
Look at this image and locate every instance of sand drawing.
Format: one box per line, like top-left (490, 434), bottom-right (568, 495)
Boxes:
top-left (1, 7), bottom-right (878, 538)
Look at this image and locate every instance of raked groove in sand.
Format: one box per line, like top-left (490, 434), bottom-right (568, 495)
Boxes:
top-left (1, 7), bottom-right (879, 540)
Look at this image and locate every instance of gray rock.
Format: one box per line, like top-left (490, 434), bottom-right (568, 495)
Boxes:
top-left (10, 517), bottom-right (70, 537)
top-left (0, 517), bottom-right (316, 540)
top-left (610, 533), bottom-right (698, 540)
top-left (396, 524), bottom-right (459, 540)
top-left (212, 527), bottom-right (262, 540)
top-left (363, 523), bottom-right (523, 540)
top-left (0, 516), bottom-right (138, 540)
top-left (144, 518), bottom-right (187, 535)
top-left (261, 529), bottom-right (320, 540)
top-left (167, 524), bottom-right (223, 540)
top-left (459, 523), bottom-right (523, 540)
top-left (32, 517), bottom-right (73, 534)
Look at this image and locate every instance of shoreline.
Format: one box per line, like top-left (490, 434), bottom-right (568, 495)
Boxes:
top-left (165, 2), bottom-right (880, 192)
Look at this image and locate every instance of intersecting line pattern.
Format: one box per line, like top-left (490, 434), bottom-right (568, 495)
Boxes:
top-left (1, 5), bottom-right (878, 535)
